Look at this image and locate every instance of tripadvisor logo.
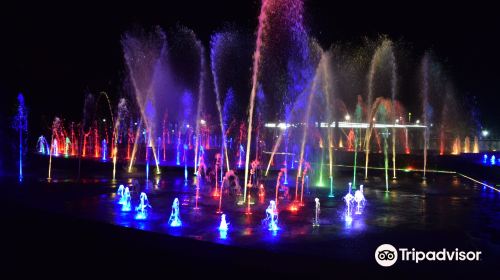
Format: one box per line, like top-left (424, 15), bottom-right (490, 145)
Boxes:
top-left (375, 244), bottom-right (398, 267)
top-left (375, 244), bottom-right (482, 267)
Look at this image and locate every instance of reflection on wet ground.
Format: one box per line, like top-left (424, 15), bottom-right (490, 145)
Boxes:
top-left (5, 172), bottom-right (500, 261)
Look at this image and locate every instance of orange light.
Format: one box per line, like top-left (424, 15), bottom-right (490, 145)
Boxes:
top-left (212, 190), bottom-right (220, 197)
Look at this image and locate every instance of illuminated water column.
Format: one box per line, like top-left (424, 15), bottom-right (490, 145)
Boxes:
top-left (135, 192), bottom-right (151, 220)
top-left (101, 139), bottom-right (107, 161)
top-left (284, 131), bottom-right (289, 185)
top-left (176, 132), bottom-right (181, 166)
top-left (14, 93), bottom-right (27, 182)
top-left (218, 214), bottom-right (229, 239)
top-left (238, 144), bottom-right (244, 169)
top-left (184, 144), bottom-right (188, 182)
top-left (168, 198), bottom-right (182, 227)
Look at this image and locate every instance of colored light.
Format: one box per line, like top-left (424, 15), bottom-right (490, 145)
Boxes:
top-left (168, 198), bottom-right (182, 227)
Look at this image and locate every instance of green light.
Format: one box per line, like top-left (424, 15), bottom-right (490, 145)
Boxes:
top-left (328, 176), bottom-right (335, 197)
top-left (384, 191), bottom-right (389, 200)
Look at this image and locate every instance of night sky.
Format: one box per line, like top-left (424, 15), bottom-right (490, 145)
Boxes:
top-left (1, 0), bottom-right (499, 137)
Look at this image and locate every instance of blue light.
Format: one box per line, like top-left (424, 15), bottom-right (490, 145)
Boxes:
top-left (52, 138), bottom-right (59, 157)
top-left (168, 198), bottom-right (182, 227)
top-left (101, 139), bottom-right (107, 161)
top-left (134, 192), bottom-right (151, 220)
top-left (218, 214), bottom-right (229, 239)
top-left (14, 93), bottom-right (27, 182)
top-left (121, 187), bottom-right (131, 211)
top-left (238, 144), bottom-right (244, 169)
top-left (37, 135), bottom-right (49, 155)
top-left (219, 230), bottom-right (228, 239)
top-left (263, 200), bottom-right (279, 232)
top-left (183, 144), bottom-right (188, 182)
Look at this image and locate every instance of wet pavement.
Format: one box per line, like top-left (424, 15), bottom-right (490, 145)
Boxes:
top-left (4, 169), bottom-right (499, 266)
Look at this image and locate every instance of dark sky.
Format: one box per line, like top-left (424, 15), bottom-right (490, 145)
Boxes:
top-left (1, 0), bottom-right (499, 136)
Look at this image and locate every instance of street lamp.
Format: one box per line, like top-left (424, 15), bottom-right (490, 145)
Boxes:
top-left (345, 114), bottom-right (351, 121)
top-left (482, 130), bottom-right (489, 137)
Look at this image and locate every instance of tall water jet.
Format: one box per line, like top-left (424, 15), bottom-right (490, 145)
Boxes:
top-left (382, 120), bottom-right (390, 191)
top-left (389, 48), bottom-right (398, 180)
top-left (78, 93), bottom-right (95, 181)
top-left (210, 32), bottom-right (237, 174)
top-left (244, 0), bottom-right (311, 202)
top-left (14, 93), bottom-right (27, 182)
top-left (113, 99), bottom-right (128, 181)
top-left (161, 24), bottom-right (204, 160)
top-left (145, 136), bottom-right (150, 185)
top-left (243, 0), bottom-right (268, 201)
top-left (48, 117), bottom-right (61, 181)
top-left (352, 96), bottom-right (363, 188)
top-left (176, 131), bottom-right (181, 165)
top-left (122, 26), bottom-right (168, 174)
top-left (194, 174), bottom-right (201, 210)
top-left (183, 144), bottom-right (188, 182)
top-left (364, 39), bottom-right (397, 179)
top-left (174, 27), bottom-right (208, 177)
top-left (421, 54), bottom-right (430, 179)
top-left (222, 89), bottom-right (236, 169)
top-left (296, 51), bottom-right (326, 201)
top-left (319, 52), bottom-right (335, 198)
top-left (366, 98), bottom-right (392, 190)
